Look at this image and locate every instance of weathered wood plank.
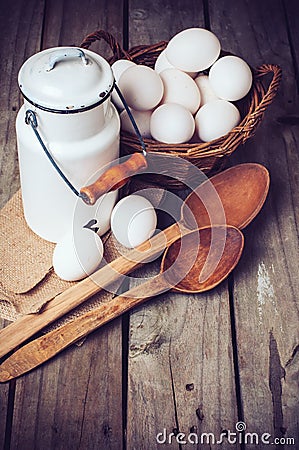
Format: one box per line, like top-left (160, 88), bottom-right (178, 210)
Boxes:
top-left (283, 0), bottom-right (299, 93)
top-left (167, 284), bottom-right (239, 449)
top-left (128, 277), bottom-right (238, 449)
top-left (128, 0), bottom-right (205, 47)
top-left (0, 0), bottom-right (45, 209)
top-left (10, 321), bottom-right (123, 450)
top-left (210, 0), bottom-right (299, 445)
top-left (1, 1), bottom-right (125, 449)
top-left (126, 3), bottom-right (239, 448)
top-left (42, 0), bottom-right (124, 56)
top-left (127, 276), bottom-right (179, 450)
top-left (0, 320), bottom-right (10, 449)
top-left (0, 0), bottom-right (45, 444)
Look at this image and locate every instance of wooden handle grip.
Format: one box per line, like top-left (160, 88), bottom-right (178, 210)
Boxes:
top-left (80, 153), bottom-right (147, 205)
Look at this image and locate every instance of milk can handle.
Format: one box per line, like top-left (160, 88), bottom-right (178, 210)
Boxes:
top-left (46, 48), bottom-right (88, 71)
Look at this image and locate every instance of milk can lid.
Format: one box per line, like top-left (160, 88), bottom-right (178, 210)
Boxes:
top-left (18, 47), bottom-right (114, 113)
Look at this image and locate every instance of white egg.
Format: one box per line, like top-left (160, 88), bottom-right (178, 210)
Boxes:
top-left (209, 55), bottom-right (253, 101)
top-left (155, 49), bottom-right (197, 78)
top-left (111, 59), bottom-right (136, 81)
top-left (118, 65), bottom-right (164, 111)
top-left (111, 195), bottom-right (157, 248)
top-left (160, 68), bottom-right (201, 114)
top-left (120, 108), bottom-right (152, 138)
top-left (150, 103), bottom-right (195, 144)
top-left (53, 228), bottom-right (104, 281)
top-left (111, 59), bottom-right (136, 110)
top-left (166, 27), bottom-right (221, 72)
top-left (195, 99), bottom-right (241, 142)
top-left (194, 74), bottom-right (219, 106)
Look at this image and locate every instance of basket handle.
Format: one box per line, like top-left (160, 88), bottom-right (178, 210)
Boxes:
top-left (80, 29), bottom-right (133, 61)
top-left (250, 64), bottom-right (282, 121)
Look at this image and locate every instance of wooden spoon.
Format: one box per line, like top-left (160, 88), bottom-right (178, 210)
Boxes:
top-left (0, 225), bottom-right (244, 382)
top-left (0, 163), bottom-right (269, 359)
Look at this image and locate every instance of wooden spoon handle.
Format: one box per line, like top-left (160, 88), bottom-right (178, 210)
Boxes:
top-left (0, 275), bottom-right (169, 382)
top-left (80, 153), bottom-right (147, 205)
top-left (0, 221), bottom-right (184, 359)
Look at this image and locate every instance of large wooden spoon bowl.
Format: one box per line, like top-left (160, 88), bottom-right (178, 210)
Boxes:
top-left (162, 225), bottom-right (244, 293)
top-left (184, 163), bottom-right (270, 230)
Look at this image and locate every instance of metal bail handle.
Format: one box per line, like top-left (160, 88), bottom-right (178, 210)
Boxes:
top-left (46, 48), bottom-right (88, 72)
top-left (25, 110), bottom-right (80, 198)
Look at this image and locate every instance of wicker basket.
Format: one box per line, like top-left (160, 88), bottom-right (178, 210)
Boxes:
top-left (81, 30), bottom-right (282, 189)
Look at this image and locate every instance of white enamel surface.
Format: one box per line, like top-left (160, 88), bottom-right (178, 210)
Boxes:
top-left (16, 101), bottom-right (120, 243)
top-left (18, 47), bottom-right (114, 111)
top-left (73, 190), bottom-right (118, 237)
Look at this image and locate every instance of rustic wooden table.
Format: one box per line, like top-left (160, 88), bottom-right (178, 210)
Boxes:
top-left (0, 0), bottom-right (298, 449)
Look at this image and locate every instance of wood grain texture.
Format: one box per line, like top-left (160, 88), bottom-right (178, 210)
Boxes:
top-left (210, 0), bottom-right (299, 444)
top-left (42, 0), bottom-right (124, 55)
top-left (0, 320), bottom-right (10, 450)
top-left (0, 276), bottom-right (169, 382)
top-left (10, 320), bottom-right (122, 450)
top-left (0, 0), bottom-right (45, 209)
top-left (281, 0), bottom-right (299, 93)
top-left (80, 153), bottom-right (148, 205)
top-left (126, 4), bottom-right (239, 449)
top-left (128, 0), bottom-right (205, 47)
top-left (126, 264), bottom-right (180, 450)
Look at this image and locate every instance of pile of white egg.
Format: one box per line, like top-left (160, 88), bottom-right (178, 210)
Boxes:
top-left (113, 27), bottom-right (253, 143)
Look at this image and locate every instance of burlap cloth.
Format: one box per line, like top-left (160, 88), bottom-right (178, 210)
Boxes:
top-left (0, 184), bottom-right (165, 327)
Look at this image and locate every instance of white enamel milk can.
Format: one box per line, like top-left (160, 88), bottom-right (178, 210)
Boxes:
top-left (16, 47), bottom-right (121, 243)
